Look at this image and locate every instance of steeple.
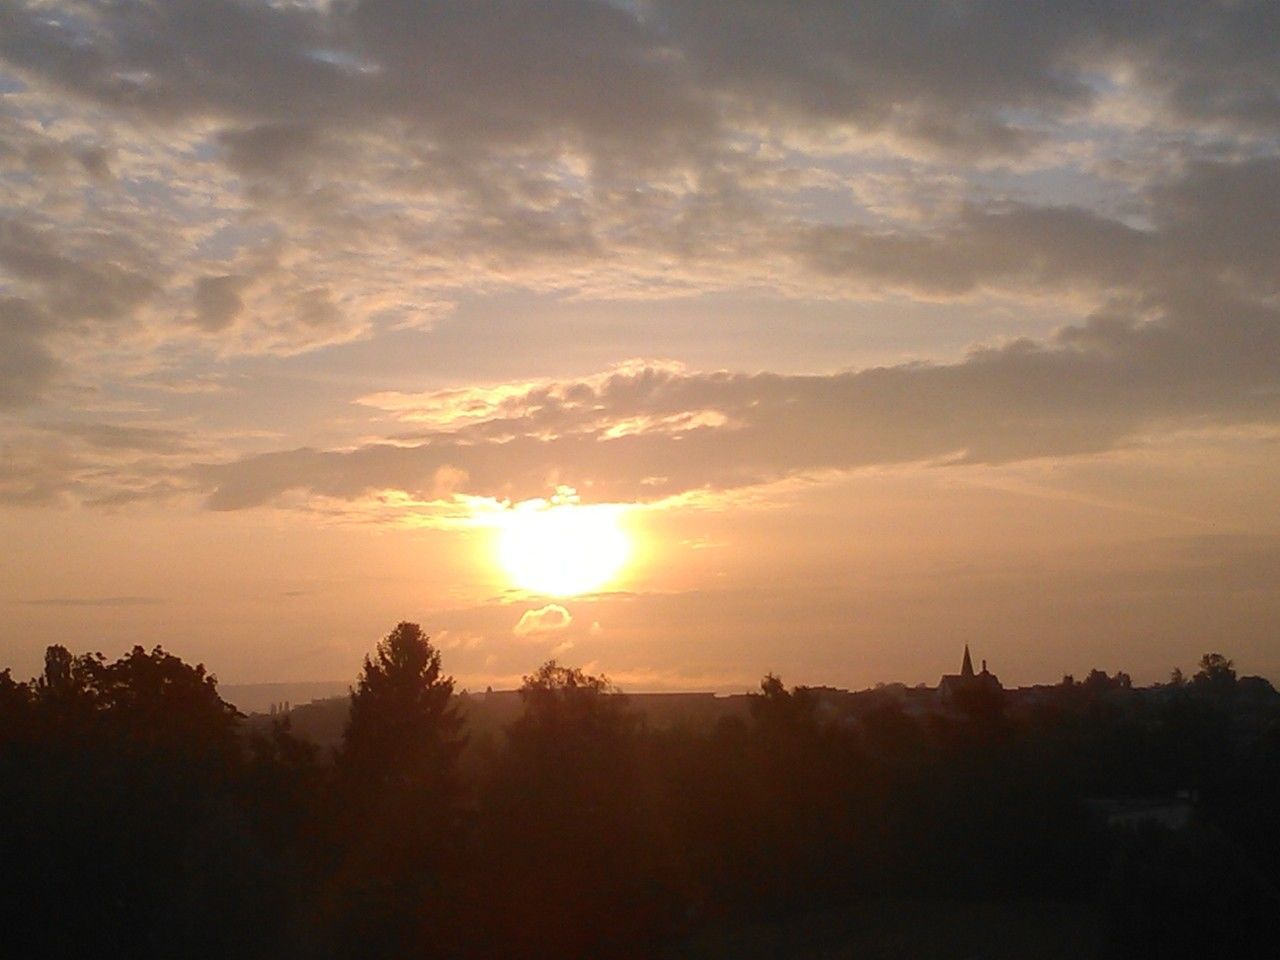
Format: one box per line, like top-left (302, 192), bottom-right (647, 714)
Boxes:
top-left (961, 644), bottom-right (975, 679)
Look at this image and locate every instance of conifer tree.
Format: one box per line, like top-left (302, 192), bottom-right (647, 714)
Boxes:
top-left (341, 621), bottom-right (464, 795)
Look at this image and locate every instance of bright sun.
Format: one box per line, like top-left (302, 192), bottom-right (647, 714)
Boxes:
top-left (497, 499), bottom-right (631, 596)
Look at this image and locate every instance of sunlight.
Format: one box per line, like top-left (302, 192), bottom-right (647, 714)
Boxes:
top-left (496, 496), bottom-right (631, 596)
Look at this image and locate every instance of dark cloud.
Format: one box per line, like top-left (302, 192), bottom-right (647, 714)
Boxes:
top-left (0, 3), bottom-right (1271, 365)
top-left (1149, 157), bottom-right (1280, 295)
top-left (0, 218), bottom-right (159, 408)
top-left (0, 297), bottom-right (58, 408)
top-left (790, 204), bottom-right (1153, 298)
top-left (218, 123), bottom-right (328, 177)
top-left (0, 217), bottom-right (158, 323)
top-left (660, 1), bottom-right (1280, 146)
top-left (0, 0), bottom-right (711, 168)
top-left (39, 422), bottom-right (193, 455)
top-left (790, 157), bottom-right (1280, 306)
top-left (1, 0), bottom-right (1275, 165)
top-left (192, 275), bottom-right (245, 332)
top-left (0, 2), bottom-right (1275, 477)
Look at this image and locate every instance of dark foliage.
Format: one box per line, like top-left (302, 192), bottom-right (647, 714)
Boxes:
top-left (3, 634), bottom-right (1279, 959)
top-left (328, 622), bottom-right (467, 959)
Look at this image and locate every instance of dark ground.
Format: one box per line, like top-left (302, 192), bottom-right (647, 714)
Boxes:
top-left (668, 899), bottom-right (1103, 960)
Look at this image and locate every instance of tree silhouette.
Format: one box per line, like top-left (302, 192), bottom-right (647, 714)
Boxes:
top-left (340, 621), bottom-right (464, 793)
top-left (32, 644), bottom-right (100, 737)
top-left (332, 622), bottom-right (466, 959)
top-left (5, 634), bottom-right (1280, 958)
top-left (497, 660), bottom-right (638, 817)
top-left (480, 661), bottom-right (651, 958)
top-left (2, 645), bottom-right (274, 959)
top-left (1194, 652), bottom-right (1237, 688)
top-left (749, 673), bottom-right (819, 736)
top-left (0, 668), bottom-right (32, 746)
top-left (95, 644), bottom-right (242, 765)
top-left (515, 659), bottom-right (625, 730)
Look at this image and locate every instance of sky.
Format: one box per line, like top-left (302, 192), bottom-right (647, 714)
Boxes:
top-left (2, 0), bottom-right (1279, 692)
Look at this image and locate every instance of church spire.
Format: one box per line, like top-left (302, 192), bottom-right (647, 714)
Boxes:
top-left (961, 644), bottom-right (975, 678)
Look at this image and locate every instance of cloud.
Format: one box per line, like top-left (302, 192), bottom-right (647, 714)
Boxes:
top-left (0, 297), bottom-right (59, 408)
top-left (218, 123), bottom-right (331, 178)
top-left (16, 596), bottom-right (163, 608)
top-left (436, 629), bottom-right (485, 651)
top-left (197, 272), bottom-right (1280, 512)
top-left (513, 604), bottom-right (573, 637)
top-left (0, 216), bottom-right (159, 323)
top-left (0, 433), bottom-right (87, 505)
top-left (4, 1), bottom-right (1276, 163)
top-left (0, 4), bottom-right (1273, 403)
top-left (1, 3), bottom-right (1276, 506)
top-left (38, 422), bottom-right (193, 455)
top-left (191, 275), bottom-right (246, 333)
top-left (0, 419), bottom-right (204, 507)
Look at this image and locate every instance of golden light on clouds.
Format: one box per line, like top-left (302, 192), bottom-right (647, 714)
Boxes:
top-left (3, 0), bottom-right (1279, 687)
top-left (496, 494), bottom-right (632, 597)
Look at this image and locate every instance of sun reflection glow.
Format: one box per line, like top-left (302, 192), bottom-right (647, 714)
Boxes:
top-left (497, 495), bottom-right (631, 596)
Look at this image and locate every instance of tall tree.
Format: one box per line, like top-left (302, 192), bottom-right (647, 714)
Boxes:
top-left (331, 623), bottom-right (466, 959)
top-left (340, 621), bottom-right (464, 794)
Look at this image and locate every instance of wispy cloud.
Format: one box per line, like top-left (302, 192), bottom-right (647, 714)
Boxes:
top-left (513, 604), bottom-right (573, 637)
top-left (17, 596), bottom-right (164, 608)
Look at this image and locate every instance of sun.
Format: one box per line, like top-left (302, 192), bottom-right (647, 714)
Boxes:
top-left (497, 498), bottom-right (631, 596)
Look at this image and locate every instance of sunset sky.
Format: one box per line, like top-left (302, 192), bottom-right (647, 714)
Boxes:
top-left (2, 1), bottom-right (1279, 692)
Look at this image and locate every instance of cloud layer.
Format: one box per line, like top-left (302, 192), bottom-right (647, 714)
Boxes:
top-left (1, 0), bottom-right (1277, 410)
top-left (192, 152), bottom-right (1280, 511)
top-left (0, 2), bottom-right (1275, 531)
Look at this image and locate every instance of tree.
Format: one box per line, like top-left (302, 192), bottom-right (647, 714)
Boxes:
top-left (1193, 652), bottom-right (1238, 702)
top-left (497, 660), bottom-right (638, 799)
top-left (480, 662), bottom-right (649, 958)
top-left (26, 644), bottom-right (240, 765)
top-left (331, 624), bottom-right (467, 959)
top-left (1084, 668), bottom-right (1112, 693)
top-left (7, 645), bottom-right (260, 959)
top-left (32, 644), bottom-right (100, 735)
top-left (516, 659), bottom-right (625, 730)
top-left (340, 621), bottom-right (464, 793)
top-left (0, 669), bottom-right (32, 746)
top-left (95, 645), bottom-right (242, 765)
top-left (749, 673), bottom-right (819, 734)
top-left (1195, 652), bottom-right (1236, 684)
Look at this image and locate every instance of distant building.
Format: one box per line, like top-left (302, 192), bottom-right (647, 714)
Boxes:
top-left (937, 644), bottom-right (1002, 707)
